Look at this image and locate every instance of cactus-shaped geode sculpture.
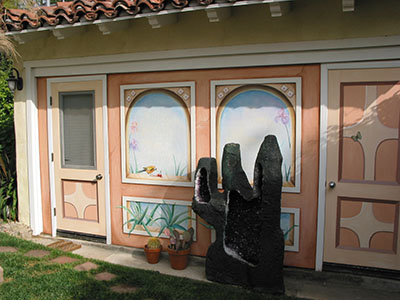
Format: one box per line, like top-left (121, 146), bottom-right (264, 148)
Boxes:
top-left (192, 135), bottom-right (285, 294)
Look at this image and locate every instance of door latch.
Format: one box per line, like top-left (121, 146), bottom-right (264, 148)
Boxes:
top-left (95, 174), bottom-right (103, 181)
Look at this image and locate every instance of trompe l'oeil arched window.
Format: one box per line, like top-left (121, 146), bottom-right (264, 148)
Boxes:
top-left (212, 80), bottom-right (301, 192)
top-left (121, 84), bottom-right (195, 186)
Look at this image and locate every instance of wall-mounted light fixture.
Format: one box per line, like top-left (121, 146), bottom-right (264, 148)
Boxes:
top-left (7, 68), bottom-right (23, 91)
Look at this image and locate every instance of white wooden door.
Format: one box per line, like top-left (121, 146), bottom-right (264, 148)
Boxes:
top-left (324, 67), bottom-right (400, 270)
top-left (51, 80), bottom-right (106, 237)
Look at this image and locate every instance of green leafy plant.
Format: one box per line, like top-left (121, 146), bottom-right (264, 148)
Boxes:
top-left (157, 201), bottom-right (195, 251)
top-left (119, 202), bottom-right (161, 237)
top-left (283, 224), bottom-right (298, 240)
top-left (283, 163), bottom-right (292, 183)
top-left (173, 155), bottom-right (187, 177)
top-left (0, 55), bottom-right (17, 222)
top-left (158, 201), bottom-right (193, 236)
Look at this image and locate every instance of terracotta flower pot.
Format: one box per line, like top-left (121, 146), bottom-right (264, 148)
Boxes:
top-left (144, 245), bottom-right (162, 264)
top-left (167, 247), bottom-right (191, 270)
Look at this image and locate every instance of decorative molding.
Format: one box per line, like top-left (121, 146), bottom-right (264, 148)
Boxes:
top-left (24, 35), bottom-right (400, 78)
top-left (147, 14), bottom-right (178, 29)
top-left (269, 2), bottom-right (290, 17)
top-left (342, 0), bottom-right (355, 12)
top-left (96, 20), bottom-right (131, 35)
top-left (206, 7), bottom-right (232, 22)
top-left (52, 26), bottom-right (87, 40)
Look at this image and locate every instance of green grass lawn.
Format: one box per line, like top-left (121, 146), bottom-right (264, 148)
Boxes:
top-left (0, 232), bottom-right (300, 300)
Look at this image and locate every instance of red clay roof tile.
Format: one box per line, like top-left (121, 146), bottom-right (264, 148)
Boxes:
top-left (1, 0), bottom-right (234, 32)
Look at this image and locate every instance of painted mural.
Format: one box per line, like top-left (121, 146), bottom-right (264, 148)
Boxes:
top-left (280, 207), bottom-right (300, 252)
top-left (121, 83), bottom-right (195, 186)
top-left (212, 79), bottom-right (301, 192)
top-left (122, 197), bottom-right (196, 239)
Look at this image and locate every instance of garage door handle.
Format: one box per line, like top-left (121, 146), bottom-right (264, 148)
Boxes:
top-left (96, 174), bottom-right (103, 181)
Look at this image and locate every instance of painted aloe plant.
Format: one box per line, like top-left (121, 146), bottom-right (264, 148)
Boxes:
top-left (173, 155), bottom-right (187, 177)
top-left (283, 224), bottom-right (298, 240)
top-left (120, 202), bottom-right (161, 237)
top-left (158, 201), bottom-right (194, 237)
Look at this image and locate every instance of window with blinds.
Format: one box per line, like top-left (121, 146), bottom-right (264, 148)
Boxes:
top-left (59, 91), bottom-right (96, 169)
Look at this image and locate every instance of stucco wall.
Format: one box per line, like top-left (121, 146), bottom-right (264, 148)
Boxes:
top-left (14, 0), bottom-right (400, 61)
top-left (13, 0), bottom-right (400, 229)
top-left (13, 71), bottom-right (29, 225)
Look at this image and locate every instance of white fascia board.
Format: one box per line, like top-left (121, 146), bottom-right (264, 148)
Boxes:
top-left (24, 34), bottom-right (400, 73)
top-left (27, 44), bottom-right (400, 78)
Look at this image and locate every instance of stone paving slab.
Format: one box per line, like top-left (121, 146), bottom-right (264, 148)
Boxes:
top-left (94, 272), bottom-right (116, 281)
top-left (74, 261), bottom-right (98, 271)
top-left (0, 266), bottom-right (3, 284)
top-left (50, 256), bottom-right (79, 264)
top-left (110, 284), bottom-right (138, 294)
top-left (0, 246), bottom-right (18, 253)
top-left (24, 250), bottom-right (50, 258)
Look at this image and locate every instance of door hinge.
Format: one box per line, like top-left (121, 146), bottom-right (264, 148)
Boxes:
top-left (50, 96), bottom-right (52, 106)
top-left (51, 153), bottom-right (54, 162)
top-left (53, 207), bottom-right (56, 216)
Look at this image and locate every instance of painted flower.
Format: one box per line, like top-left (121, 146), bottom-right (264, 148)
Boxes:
top-left (275, 108), bottom-right (289, 125)
top-left (130, 121), bottom-right (138, 133)
top-left (129, 137), bottom-right (138, 151)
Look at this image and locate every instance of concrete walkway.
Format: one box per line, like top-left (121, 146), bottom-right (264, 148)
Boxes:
top-left (31, 235), bottom-right (400, 300)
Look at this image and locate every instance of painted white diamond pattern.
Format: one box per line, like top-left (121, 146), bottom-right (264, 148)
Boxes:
top-left (340, 202), bottom-right (394, 248)
top-left (64, 182), bottom-right (97, 219)
top-left (342, 86), bottom-right (398, 181)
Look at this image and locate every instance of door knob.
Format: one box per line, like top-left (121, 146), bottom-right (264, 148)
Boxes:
top-left (328, 181), bottom-right (336, 188)
top-left (96, 174), bottom-right (103, 181)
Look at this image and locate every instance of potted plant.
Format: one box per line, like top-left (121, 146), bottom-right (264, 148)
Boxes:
top-left (165, 227), bottom-right (194, 270)
top-left (157, 202), bottom-right (195, 270)
top-left (144, 236), bottom-right (162, 264)
top-left (120, 202), bottom-right (162, 264)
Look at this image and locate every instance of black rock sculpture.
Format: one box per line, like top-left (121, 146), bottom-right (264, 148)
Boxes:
top-left (192, 135), bottom-right (285, 294)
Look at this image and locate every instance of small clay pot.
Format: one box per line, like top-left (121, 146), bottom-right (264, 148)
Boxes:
top-left (144, 245), bottom-right (162, 264)
top-left (167, 247), bottom-right (190, 270)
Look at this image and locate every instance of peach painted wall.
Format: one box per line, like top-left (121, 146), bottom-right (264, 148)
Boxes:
top-left (37, 77), bottom-right (52, 235)
top-left (107, 65), bottom-right (320, 268)
top-left (37, 65), bottom-right (319, 268)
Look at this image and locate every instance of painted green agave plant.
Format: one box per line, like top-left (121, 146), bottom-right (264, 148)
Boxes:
top-left (120, 202), bottom-right (161, 237)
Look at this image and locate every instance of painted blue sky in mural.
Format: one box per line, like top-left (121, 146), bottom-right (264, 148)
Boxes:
top-left (127, 91), bottom-right (190, 180)
top-left (219, 89), bottom-right (294, 185)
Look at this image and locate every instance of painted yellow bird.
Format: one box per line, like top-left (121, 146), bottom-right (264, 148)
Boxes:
top-left (138, 166), bottom-right (157, 174)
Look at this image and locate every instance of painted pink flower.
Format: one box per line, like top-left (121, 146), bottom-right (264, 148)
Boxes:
top-left (164, 228), bottom-right (170, 237)
top-left (275, 108), bottom-right (289, 125)
top-left (130, 121), bottom-right (138, 133)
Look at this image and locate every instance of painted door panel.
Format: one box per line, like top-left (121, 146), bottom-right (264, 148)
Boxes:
top-left (51, 80), bottom-right (106, 236)
top-left (324, 68), bottom-right (400, 270)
